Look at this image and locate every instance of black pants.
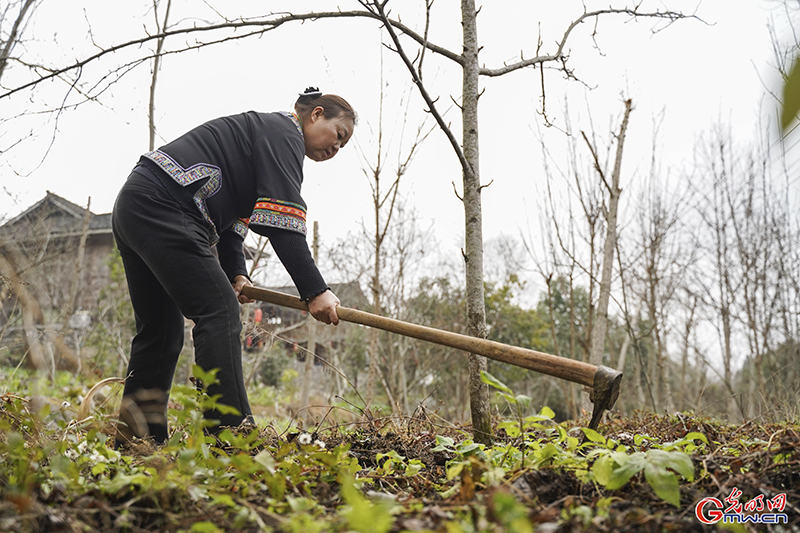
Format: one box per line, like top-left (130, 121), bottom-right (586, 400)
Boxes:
top-left (112, 172), bottom-right (251, 443)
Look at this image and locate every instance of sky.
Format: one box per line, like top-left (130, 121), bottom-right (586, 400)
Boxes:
top-left (0, 0), bottom-right (793, 291)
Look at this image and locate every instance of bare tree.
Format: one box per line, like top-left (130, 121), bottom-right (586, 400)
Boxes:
top-left (529, 99), bottom-right (635, 418)
top-left (0, 236), bottom-right (81, 374)
top-left (585, 99), bottom-right (632, 369)
top-left (299, 221), bottom-right (320, 423)
top-left (328, 63), bottom-right (433, 411)
top-left (362, 1), bottom-right (689, 441)
top-left (692, 125), bottom-right (747, 420)
top-left (688, 117), bottom-right (800, 421)
top-left (351, 50), bottom-right (433, 409)
top-left (0, 0), bottom-right (38, 83)
top-left (634, 161), bottom-right (691, 414)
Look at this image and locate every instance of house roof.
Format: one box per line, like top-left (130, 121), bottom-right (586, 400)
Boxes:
top-left (0, 191), bottom-right (112, 238)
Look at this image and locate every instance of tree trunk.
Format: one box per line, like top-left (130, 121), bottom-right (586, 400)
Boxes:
top-left (367, 167), bottom-right (382, 407)
top-left (0, 243), bottom-right (81, 372)
top-left (0, 0), bottom-right (37, 82)
top-left (649, 299), bottom-right (673, 413)
top-left (148, 0), bottom-right (172, 151)
top-left (545, 275), bottom-right (578, 419)
top-left (461, 0), bottom-right (491, 445)
top-left (19, 293), bottom-right (48, 372)
top-left (678, 296), bottom-right (696, 411)
top-left (588, 99), bottom-right (631, 368)
top-left (616, 302), bottom-right (641, 373)
top-left (300, 222), bottom-right (319, 424)
top-left (59, 197), bottom-right (92, 370)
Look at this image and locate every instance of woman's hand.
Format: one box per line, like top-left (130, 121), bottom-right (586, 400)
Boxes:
top-left (233, 275), bottom-right (255, 304)
top-left (308, 290), bottom-right (340, 325)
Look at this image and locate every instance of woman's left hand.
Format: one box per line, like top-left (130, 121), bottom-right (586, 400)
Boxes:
top-left (233, 275), bottom-right (255, 304)
top-left (308, 290), bottom-right (340, 325)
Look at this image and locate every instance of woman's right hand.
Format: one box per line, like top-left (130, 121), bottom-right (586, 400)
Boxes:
top-left (308, 290), bottom-right (340, 325)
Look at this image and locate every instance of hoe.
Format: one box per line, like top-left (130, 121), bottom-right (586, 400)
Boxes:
top-left (242, 286), bottom-right (622, 431)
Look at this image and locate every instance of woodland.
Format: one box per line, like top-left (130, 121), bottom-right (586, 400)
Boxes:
top-left (1, 1), bottom-right (799, 531)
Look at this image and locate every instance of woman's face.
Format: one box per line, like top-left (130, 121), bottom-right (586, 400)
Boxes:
top-left (302, 106), bottom-right (354, 162)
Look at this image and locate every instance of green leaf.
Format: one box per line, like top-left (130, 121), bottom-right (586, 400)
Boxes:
top-left (498, 420), bottom-right (521, 438)
top-left (581, 428), bottom-right (607, 444)
top-left (491, 491), bottom-right (534, 533)
top-left (254, 450), bottom-right (275, 473)
top-left (592, 454), bottom-right (614, 486)
top-left (191, 365), bottom-right (220, 390)
top-left (662, 431), bottom-right (708, 452)
top-left (643, 462), bottom-right (681, 507)
top-left (538, 406), bottom-right (556, 419)
top-left (405, 460), bottom-right (424, 477)
top-left (101, 472), bottom-right (152, 494)
top-left (457, 442), bottom-right (482, 456)
top-left (209, 402), bottom-right (241, 416)
top-left (431, 435), bottom-right (455, 453)
top-left (446, 462), bottom-right (465, 481)
top-left (647, 449), bottom-right (695, 482)
top-left (210, 493), bottom-right (236, 507)
top-left (501, 392), bottom-right (518, 405)
top-left (191, 521), bottom-right (223, 533)
top-left (514, 394), bottom-right (532, 408)
top-left (377, 450), bottom-right (404, 462)
top-left (564, 436), bottom-right (580, 452)
top-left (216, 429), bottom-right (235, 445)
top-left (340, 475), bottom-right (394, 533)
top-left (782, 55), bottom-right (800, 131)
top-left (537, 443), bottom-right (562, 465)
top-left (286, 496), bottom-right (316, 512)
top-left (480, 371), bottom-right (512, 394)
top-left (50, 454), bottom-right (76, 479)
top-left (683, 432), bottom-right (708, 445)
top-left (605, 453), bottom-right (646, 490)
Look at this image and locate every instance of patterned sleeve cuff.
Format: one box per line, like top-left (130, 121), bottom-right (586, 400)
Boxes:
top-left (249, 198), bottom-right (307, 235)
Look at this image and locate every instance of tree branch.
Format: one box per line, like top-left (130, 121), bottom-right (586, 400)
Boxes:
top-left (0, 0), bottom-right (38, 83)
top-left (1, 7), bottom-right (465, 101)
top-left (149, 0), bottom-right (172, 151)
top-left (479, 8), bottom-right (693, 77)
top-left (581, 130), bottom-right (610, 192)
top-left (364, 0), bottom-right (470, 175)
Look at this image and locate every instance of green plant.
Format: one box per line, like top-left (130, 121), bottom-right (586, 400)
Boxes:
top-left (340, 473), bottom-right (397, 533)
top-left (454, 372), bottom-right (702, 508)
top-left (3, 360), bottom-right (776, 532)
top-left (589, 447), bottom-right (695, 507)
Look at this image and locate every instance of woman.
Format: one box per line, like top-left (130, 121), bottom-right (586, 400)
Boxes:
top-left (112, 88), bottom-right (356, 445)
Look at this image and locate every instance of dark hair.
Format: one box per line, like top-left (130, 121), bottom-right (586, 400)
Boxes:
top-left (294, 87), bottom-right (357, 125)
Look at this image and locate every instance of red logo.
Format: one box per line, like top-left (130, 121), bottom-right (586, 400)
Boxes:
top-left (695, 489), bottom-right (788, 525)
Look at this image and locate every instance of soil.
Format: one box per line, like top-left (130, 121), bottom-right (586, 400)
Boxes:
top-left (2, 406), bottom-right (799, 532)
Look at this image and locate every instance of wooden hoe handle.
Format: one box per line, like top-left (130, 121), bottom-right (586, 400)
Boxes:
top-left (241, 286), bottom-right (622, 429)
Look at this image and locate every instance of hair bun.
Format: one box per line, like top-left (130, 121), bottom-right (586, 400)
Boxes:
top-left (300, 87), bottom-right (322, 98)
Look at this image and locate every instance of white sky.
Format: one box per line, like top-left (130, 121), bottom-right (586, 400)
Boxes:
top-left (0, 0), bottom-right (792, 288)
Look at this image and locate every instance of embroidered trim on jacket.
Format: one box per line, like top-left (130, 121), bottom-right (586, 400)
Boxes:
top-left (144, 150), bottom-right (223, 245)
top-left (278, 111), bottom-right (304, 137)
top-left (144, 150), bottom-right (221, 186)
top-left (232, 218), bottom-right (249, 239)
top-left (249, 198), bottom-right (307, 235)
